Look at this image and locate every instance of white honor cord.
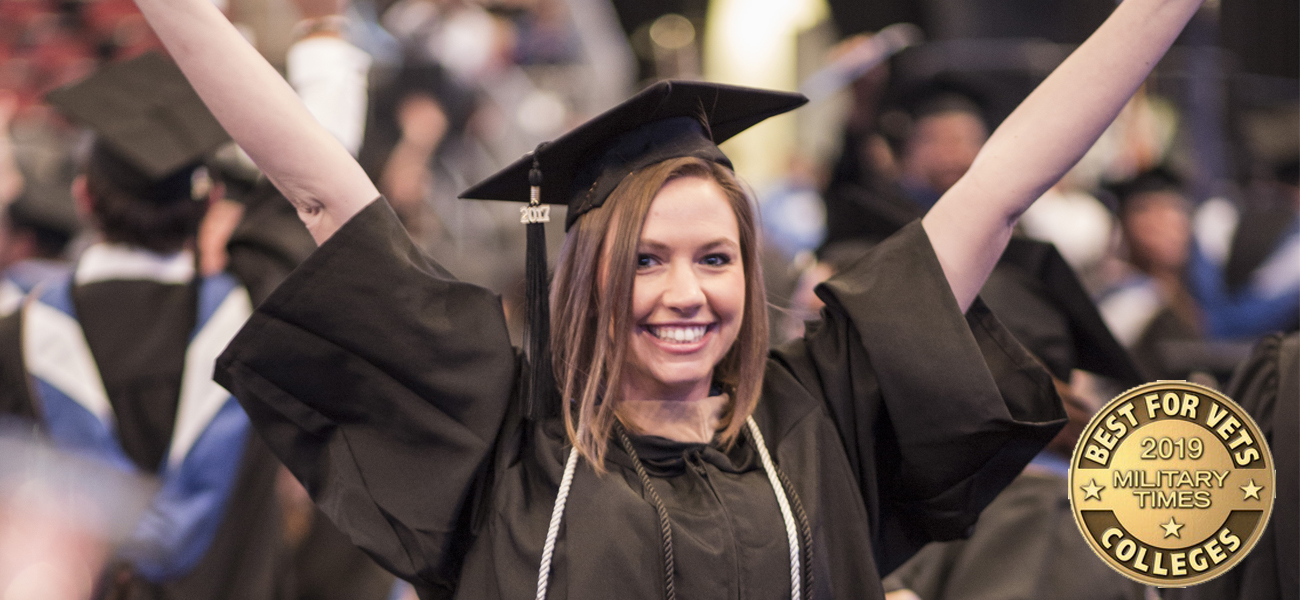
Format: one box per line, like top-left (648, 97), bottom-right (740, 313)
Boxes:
top-left (747, 416), bottom-right (802, 600)
top-left (537, 446), bottom-right (580, 600)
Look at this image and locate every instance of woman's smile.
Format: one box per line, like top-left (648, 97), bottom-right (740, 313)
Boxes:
top-left (643, 323), bottom-right (712, 346)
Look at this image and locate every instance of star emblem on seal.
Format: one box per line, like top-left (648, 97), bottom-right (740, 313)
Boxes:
top-left (1080, 479), bottom-right (1105, 501)
top-left (1160, 517), bottom-right (1184, 539)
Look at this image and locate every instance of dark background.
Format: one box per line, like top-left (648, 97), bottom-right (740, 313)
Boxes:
top-left (608, 0), bottom-right (1298, 80)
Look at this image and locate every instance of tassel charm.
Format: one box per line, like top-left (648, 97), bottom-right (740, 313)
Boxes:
top-left (522, 148), bottom-right (550, 223)
top-left (520, 204), bottom-right (550, 224)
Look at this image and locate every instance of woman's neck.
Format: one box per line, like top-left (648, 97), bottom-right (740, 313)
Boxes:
top-left (616, 392), bottom-right (728, 444)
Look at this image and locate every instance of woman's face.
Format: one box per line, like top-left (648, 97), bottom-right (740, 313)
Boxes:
top-left (621, 176), bottom-right (745, 402)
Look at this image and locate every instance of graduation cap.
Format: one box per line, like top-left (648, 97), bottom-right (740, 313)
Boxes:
top-left (888, 76), bottom-right (993, 132)
top-left (981, 237), bottom-right (1145, 387)
top-left (460, 80), bottom-right (807, 419)
top-left (7, 188), bottom-right (80, 256)
top-left (460, 80), bottom-right (807, 230)
top-left (46, 52), bottom-right (231, 204)
top-left (1104, 166), bottom-right (1185, 215)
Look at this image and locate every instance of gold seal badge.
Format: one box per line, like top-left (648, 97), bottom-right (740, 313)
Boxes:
top-left (1069, 381), bottom-right (1275, 587)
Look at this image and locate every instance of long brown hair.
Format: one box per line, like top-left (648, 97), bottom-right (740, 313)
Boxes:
top-left (550, 157), bottom-right (768, 470)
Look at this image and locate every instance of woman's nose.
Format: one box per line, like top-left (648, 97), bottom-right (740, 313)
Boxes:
top-left (662, 263), bottom-right (705, 310)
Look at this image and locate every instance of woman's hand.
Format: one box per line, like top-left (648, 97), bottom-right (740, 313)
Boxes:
top-left (922, 0), bottom-right (1205, 311)
top-left (132, 0), bottom-right (378, 245)
top-left (380, 94), bottom-right (447, 222)
top-left (197, 196), bottom-right (243, 276)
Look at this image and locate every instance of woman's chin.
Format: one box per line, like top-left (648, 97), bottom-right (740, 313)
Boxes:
top-left (624, 367), bottom-right (716, 401)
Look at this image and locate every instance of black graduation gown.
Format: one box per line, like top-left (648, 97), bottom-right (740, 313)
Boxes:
top-left (820, 128), bottom-right (924, 251)
top-left (229, 179), bottom-right (399, 600)
top-left (227, 179), bottom-right (322, 306)
top-left (882, 463), bottom-right (1147, 600)
top-left (215, 199), bottom-right (1066, 600)
top-left (1163, 333), bottom-right (1298, 600)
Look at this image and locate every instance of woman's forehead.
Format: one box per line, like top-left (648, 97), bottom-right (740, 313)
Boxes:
top-left (639, 177), bottom-right (740, 244)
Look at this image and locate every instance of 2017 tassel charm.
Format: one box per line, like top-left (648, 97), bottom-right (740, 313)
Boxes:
top-left (521, 204), bottom-right (550, 224)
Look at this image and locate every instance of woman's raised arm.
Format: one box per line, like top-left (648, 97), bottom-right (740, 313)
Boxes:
top-left (922, 0), bottom-right (1204, 311)
top-left (133, 0), bottom-right (377, 244)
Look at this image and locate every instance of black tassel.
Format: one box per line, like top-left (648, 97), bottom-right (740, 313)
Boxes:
top-left (523, 144), bottom-right (554, 421)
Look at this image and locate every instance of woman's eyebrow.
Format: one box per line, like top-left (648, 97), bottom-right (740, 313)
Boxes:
top-left (700, 239), bottom-right (740, 252)
top-left (636, 238), bottom-right (739, 252)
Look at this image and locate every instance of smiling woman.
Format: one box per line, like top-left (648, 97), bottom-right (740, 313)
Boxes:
top-left (127, 0), bottom-right (1209, 596)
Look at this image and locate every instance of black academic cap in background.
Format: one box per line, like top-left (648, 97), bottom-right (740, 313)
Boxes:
top-left (870, 75), bottom-right (993, 156)
top-left (901, 76), bottom-right (990, 123)
top-left (981, 238), bottom-right (1145, 387)
top-left (8, 188), bottom-right (79, 240)
top-left (459, 80), bottom-right (807, 230)
top-left (46, 52), bottom-right (230, 203)
top-left (1104, 166), bottom-right (1186, 214)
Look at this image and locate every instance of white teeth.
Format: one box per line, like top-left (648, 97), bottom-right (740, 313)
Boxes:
top-left (649, 325), bottom-right (707, 344)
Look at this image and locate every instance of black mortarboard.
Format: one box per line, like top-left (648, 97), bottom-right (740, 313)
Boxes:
top-left (1105, 166), bottom-right (1185, 214)
top-left (460, 80), bottom-right (807, 230)
top-left (7, 188), bottom-right (80, 255)
top-left (897, 76), bottom-right (991, 127)
top-left (981, 238), bottom-right (1144, 386)
top-left (460, 80), bottom-right (806, 420)
top-left (46, 52), bottom-right (230, 203)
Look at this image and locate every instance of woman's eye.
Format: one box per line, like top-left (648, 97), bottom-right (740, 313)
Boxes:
top-left (636, 254), bottom-right (655, 268)
top-left (701, 253), bottom-right (732, 267)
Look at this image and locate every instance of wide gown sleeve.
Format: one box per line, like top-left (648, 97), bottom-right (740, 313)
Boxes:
top-left (784, 221), bottom-right (1066, 572)
top-left (214, 199), bottom-right (518, 596)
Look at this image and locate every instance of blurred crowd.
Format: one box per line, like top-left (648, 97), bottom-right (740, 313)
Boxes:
top-left (0, 0), bottom-right (1293, 599)
top-left (777, 62), bottom-right (1298, 385)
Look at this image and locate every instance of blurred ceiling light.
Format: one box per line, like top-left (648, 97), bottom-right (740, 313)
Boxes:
top-left (516, 90), bottom-right (568, 137)
top-left (705, 0), bottom-right (827, 189)
top-left (650, 14), bottom-right (695, 51)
